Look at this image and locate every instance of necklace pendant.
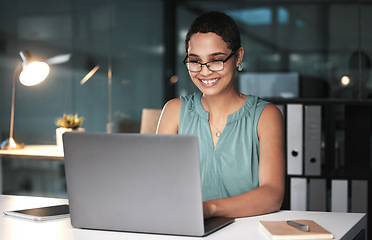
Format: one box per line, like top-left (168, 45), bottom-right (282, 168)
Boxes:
top-left (216, 132), bottom-right (221, 137)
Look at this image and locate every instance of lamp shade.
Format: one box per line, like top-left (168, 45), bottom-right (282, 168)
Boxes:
top-left (19, 61), bottom-right (50, 86)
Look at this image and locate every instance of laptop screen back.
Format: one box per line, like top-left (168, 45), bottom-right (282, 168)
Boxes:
top-left (63, 133), bottom-right (205, 236)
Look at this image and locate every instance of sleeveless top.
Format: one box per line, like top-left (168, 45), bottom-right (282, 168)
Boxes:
top-left (179, 92), bottom-right (269, 201)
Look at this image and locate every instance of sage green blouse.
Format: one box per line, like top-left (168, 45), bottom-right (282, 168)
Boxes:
top-left (179, 92), bottom-right (269, 201)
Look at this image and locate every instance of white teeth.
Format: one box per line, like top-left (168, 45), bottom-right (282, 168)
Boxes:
top-left (201, 78), bottom-right (219, 84)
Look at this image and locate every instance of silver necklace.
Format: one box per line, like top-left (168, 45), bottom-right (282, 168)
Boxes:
top-left (208, 93), bottom-right (242, 138)
top-left (209, 120), bottom-right (222, 137)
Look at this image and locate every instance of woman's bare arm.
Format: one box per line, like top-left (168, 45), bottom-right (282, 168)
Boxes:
top-left (156, 98), bottom-right (181, 135)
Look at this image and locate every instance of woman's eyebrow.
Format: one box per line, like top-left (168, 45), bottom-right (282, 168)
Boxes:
top-left (187, 53), bottom-right (199, 57)
top-left (188, 52), bottom-right (227, 57)
top-left (210, 52), bottom-right (227, 56)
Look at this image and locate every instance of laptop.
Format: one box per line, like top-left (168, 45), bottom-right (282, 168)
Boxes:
top-left (63, 132), bottom-right (234, 236)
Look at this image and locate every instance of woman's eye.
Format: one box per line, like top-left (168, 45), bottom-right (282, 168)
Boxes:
top-left (189, 60), bottom-right (199, 63)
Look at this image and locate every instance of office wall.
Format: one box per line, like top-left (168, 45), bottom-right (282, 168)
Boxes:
top-left (0, 0), bottom-right (164, 144)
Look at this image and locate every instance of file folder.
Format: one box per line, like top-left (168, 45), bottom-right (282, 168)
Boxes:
top-left (331, 180), bottom-right (348, 212)
top-left (309, 178), bottom-right (326, 211)
top-left (259, 220), bottom-right (334, 240)
top-left (290, 177), bottom-right (307, 211)
top-left (287, 104), bottom-right (303, 175)
top-left (304, 106), bottom-right (322, 176)
top-left (351, 180), bottom-right (368, 213)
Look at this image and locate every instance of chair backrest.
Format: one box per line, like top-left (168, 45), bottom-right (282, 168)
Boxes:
top-left (140, 108), bottom-right (162, 134)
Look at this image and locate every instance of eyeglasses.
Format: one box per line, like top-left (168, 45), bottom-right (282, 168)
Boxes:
top-left (183, 52), bottom-right (235, 72)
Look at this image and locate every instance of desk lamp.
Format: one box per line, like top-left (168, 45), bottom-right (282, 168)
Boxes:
top-left (0, 51), bottom-right (50, 150)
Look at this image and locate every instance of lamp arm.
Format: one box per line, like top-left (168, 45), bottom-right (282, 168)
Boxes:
top-left (9, 65), bottom-right (23, 140)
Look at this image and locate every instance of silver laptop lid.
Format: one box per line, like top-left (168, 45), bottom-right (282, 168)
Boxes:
top-left (63, 133), bottom-right (205, 236)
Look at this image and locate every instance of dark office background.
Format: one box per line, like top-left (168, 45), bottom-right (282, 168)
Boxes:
top-left (0, 0), bottom-right (371, 141)
top-left (0, 0), bottom-right (372, 236)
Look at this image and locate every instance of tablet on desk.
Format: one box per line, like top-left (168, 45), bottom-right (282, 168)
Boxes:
top-left (3, 204), bottom-right (70, 221)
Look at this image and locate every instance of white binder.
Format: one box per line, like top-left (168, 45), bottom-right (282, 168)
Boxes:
top-left (331, 180), bottom-right (348, 212)
top-left (290, 177), bottom-right (307, 211)
top-left (287, 104), bottom-right (303, 175)
top-left (304, 106), bottom-right (322, 176)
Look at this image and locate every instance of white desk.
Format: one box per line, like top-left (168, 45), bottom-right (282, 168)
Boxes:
top-left (0, 145), bottom-right (63, 161)
top-left (0, 195), bottom-right (367, 240)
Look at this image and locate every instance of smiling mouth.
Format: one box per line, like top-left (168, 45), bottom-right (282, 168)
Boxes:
top-left (200, 78), bottom-right (220, 86)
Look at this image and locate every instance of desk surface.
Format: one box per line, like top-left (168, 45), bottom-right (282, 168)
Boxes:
top-left (0, 145), bottom-right (63, 161)
top-left (0, 195), bottom-right (366, 240)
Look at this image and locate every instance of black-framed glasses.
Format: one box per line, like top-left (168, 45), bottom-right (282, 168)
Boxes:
top-left (183, 51), bottom-right (235, 72)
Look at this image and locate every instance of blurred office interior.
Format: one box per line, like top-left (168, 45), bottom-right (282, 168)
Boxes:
top-left (0, 0), bottom-right (371, 228)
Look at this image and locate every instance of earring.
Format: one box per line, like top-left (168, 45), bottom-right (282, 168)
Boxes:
top-left (237, 63), bottom-right (243, 72)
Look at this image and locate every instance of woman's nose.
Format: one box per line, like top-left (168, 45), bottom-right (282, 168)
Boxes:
top-left (199, 64), bottom-right (213, 75)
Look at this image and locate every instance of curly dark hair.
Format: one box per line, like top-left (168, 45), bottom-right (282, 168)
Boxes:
top-left (185, 11), bottom-right (241, 54)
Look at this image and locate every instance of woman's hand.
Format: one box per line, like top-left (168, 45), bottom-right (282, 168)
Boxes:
top-left (203, 201), bottom-right (214, 219)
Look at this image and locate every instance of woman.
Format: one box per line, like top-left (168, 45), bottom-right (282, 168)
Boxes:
top-left (157, 11), bottom-right (285, 219)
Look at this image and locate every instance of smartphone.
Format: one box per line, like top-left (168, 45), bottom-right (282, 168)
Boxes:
top-left (3, 204), bottom-right (69, 221)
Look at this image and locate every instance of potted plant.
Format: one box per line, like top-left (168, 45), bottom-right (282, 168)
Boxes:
top-left (55, 114), bottom-right (85, 148)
